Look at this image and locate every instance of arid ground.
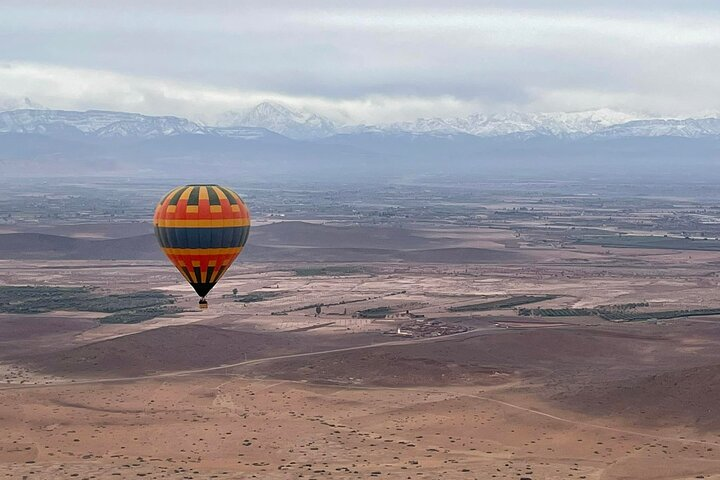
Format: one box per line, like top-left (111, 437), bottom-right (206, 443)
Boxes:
top-left (3, 216), bottom-right (720, 479)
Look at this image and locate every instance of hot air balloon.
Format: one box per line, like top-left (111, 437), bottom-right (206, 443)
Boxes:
top-left (153, 184), bottom-right (250, 309)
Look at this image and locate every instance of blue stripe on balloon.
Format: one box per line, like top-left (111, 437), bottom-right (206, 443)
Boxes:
top-left (154, 226), bottom-right (250, 249)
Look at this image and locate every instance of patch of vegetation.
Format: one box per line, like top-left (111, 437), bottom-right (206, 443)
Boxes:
top-left (0, 286), bottom-right (92, 314)
top-left (0, 285), bottom-right (181, 324)
top-left (600, 309), bottom-right (720, 322)
top-left (293, 266), bottom-right (365, 277)
top-left (232, 291), bottom-right (284, 303)
top-left (448, 295), bottom-right (556, 313)
top-left (81, 291), bottom-right (177, 313)
top-left (101, 306), bottom-right (184, 324)
top-left (576, 235), bottom-right (720, 251)
top-left (596, 302), bottom-right (650, 311)
top-left (519, 302), bottom-right (651, 318)
top-left (519, 308), bottom-right (597, 317)
top-left (270, 291), bottom-right (407, 315)
top-left (355, 306), bottom-right (393, 318)
top-left (519, 304), bottom-right (720, 322)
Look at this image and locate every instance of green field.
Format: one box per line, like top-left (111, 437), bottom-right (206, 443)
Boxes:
top-left (519, 305), bottom-right (720, 322)
top-left (232, 291), bottom-right (284, 303)
top-left (518, 307), bottom-right (598, 317)
top-left (448, 295), bottom-right (556, 313)
top-left (576, 235), bottom-right (720, 251)
top-left (601, 309), bottom-right (720, 322)
top-left (0, 286), bottom-right (182, 324)
top-left (355, 306), bottom-right (393, 318)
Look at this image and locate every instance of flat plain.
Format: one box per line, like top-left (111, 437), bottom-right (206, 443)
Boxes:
top-left (3, 180), bottom-right (720, 479)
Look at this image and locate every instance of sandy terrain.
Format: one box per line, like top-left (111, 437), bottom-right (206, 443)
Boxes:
top-left (5, 358), bottom-right (720, 479)
top-left (3, 220), bottom-right (720, 478)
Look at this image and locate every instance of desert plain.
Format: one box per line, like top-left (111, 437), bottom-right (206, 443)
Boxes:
top-left (2, 181), bottom-right (720, 479)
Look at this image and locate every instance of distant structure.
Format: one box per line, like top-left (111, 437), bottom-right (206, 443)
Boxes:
top-left (395, 326), bottom-right (413, 337)
top-left (384, 319), bottom-right (468, 338)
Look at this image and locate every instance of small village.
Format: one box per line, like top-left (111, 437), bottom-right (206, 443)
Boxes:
top-left (385, 317), bottom-right (469, 338)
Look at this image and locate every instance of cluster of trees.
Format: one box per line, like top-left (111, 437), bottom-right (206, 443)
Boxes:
top-left (0, 286), bottom-right (180, 324)
top-left (449, 295), bottom-right (555, 313)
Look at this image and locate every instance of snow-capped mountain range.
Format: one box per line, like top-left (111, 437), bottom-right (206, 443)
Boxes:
top-left (378, 109), bottom-right (639, 137)
top-left (1, 102), bottom-right (720, 140)
top-left (218, 102), bottom-right (337, 140)
top-left (0, 109), bottom-right (276, 140)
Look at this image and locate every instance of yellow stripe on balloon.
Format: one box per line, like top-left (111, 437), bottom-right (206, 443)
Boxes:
top-left (177, 267), bottom-right (192, 283)
top-left (209, 268), bottom-right (222, 283)
top-left (179, 186), bottom-right (194, 201)
top-left (158, 186), bottom-right (182, 209)
top-left (161, 247), bottom-right (243, 256)
top-left (229, 189), bottom-right (242, 204)
top-left (199, 186), bottom-right (209, 201)
top-left (212, 186), bottom-right (228, 201)
top-left (154, 218), bottom-right (250, 228)
top-left (179, 264), bottom-right (198, 283)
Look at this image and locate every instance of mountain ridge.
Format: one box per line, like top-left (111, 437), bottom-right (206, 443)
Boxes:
top-left (217, 102), bottom-right (337, 140)
top-left (3, 104), bottom-right (720, 141)
top-left (2, 105), bottom-right (719, 180)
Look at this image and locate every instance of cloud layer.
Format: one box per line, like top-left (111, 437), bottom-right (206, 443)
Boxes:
top-left (1, 1), bottom-right (719, 122)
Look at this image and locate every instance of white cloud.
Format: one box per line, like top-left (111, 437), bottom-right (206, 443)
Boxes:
top-left (299, 10), bottom-right (720, 48)
top-left (0, 62), bottom-right (493, 123)
top-left (0, 3), bottom-right (719, 121)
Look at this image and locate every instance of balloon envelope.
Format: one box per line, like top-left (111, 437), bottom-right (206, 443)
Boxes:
top-left (153, 184), bottom-right (250, 299)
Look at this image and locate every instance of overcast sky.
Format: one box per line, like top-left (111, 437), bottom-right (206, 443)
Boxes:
top-left (1, 0), bottom-right (719, 123)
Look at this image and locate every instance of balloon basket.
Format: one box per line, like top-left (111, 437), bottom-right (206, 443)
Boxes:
top-left (199, 299), bottom-right (208, 310)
